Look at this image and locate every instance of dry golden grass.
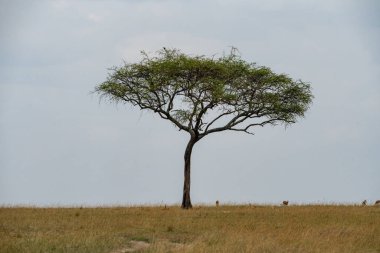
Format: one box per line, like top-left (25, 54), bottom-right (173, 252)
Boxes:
top-left (1, 205), bottom-right (379, 252)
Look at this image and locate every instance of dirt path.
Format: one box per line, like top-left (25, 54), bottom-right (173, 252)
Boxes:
top-left (109, 240), bottom-right (150, 253)
top-left (110, 240), bottom-right (189, 253)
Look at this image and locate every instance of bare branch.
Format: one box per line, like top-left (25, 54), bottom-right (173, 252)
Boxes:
top-left (203, 109), bottom-right (236, 132)
top-left (158, 109), bottom-right (190, 132)
top-left (229, 128), bottom-right (255, 135)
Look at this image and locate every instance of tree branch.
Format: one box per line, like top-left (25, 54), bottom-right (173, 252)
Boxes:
top-left (203, 109), bottom-right (237, 133)
top-left (158, 109), bottom-right (190, 132)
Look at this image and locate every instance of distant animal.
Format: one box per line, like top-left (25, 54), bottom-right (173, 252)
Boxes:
top-left (362, 200), bottom-right (367, 206)
top-left (282, 200), bottom-right (289, 206)
top-left (216, 200), bottom-right (219, 207)
top-left (375, 200), bottom-right (380, 205)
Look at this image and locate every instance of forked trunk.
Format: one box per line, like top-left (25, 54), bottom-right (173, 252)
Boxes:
top-left (181, 137), bottom-right (196, 209)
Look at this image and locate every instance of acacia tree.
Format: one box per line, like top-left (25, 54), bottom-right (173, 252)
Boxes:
top-left (95, 48), bottom-right (313, 209)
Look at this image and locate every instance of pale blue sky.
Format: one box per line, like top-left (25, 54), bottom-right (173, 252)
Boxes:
top-left (1, 0), bottom-right (379, 206)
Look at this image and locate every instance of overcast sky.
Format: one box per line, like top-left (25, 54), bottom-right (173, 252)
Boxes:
top-left (1, 0), bottom-right (379, 206)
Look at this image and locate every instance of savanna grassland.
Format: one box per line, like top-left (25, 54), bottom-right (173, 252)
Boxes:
top-left (1, 205), bottom-right (379, 253)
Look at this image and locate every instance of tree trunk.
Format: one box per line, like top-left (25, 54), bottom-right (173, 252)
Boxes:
top-left (181, 136), bottom-right (196, 209)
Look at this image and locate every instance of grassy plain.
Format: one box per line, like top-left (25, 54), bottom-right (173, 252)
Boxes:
top-left (1, 205), bottom-right (379, 253)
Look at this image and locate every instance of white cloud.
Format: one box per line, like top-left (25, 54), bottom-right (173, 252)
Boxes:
top-left (87, 13), bottom-right (103, 23)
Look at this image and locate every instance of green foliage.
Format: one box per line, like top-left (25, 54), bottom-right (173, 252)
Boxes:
top-left (95, 48), bottom-right (313, 137)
